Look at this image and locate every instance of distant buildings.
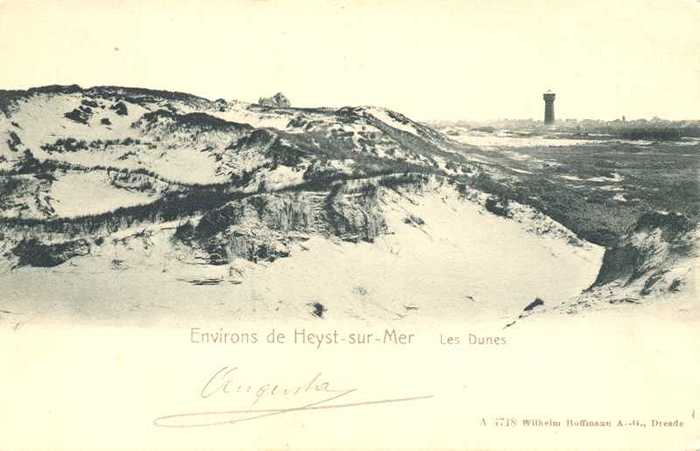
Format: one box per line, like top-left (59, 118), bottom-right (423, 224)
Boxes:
top-left (258, 92), bottom-right (291, 108)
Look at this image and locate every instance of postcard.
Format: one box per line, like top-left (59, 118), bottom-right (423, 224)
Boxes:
top-left (0, 0), bottom-right (698, 449)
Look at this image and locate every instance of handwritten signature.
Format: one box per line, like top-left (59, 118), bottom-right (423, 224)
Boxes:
top-left (153, 366), bottom-right (433, 428)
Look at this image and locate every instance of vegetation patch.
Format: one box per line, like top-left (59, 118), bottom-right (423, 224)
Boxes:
top-left (11, 238), bottom-right (90, 267)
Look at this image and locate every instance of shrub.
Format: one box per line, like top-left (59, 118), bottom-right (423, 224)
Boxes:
top-left (41, 137), bottom-right (88, 153)
top-left (7, 131), bottom-right (21, 151)
top-left (485, 195), bottom-right (510, 217)
top-left (173, 220), bottom-right (195, 242)
top-left (110, 101), bottom-right (128, 116)
top-left (403, 214), bottom-right (425, 225)
top-left (64, 106), bottom-right (92, 124)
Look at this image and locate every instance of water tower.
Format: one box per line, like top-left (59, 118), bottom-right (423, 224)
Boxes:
top-left (543, 90), bottom-right (556, 124)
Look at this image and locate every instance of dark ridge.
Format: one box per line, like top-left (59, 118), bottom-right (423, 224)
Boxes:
top-left (0, 84), bottom-right (221, 115)
top-left (0, 85), bottom-right (82, 113)
top-left (246, 104), bottom-right (335, 115)
top-left (86, 85), bottom-right (214, 104)
top-left (136, 109), bottom-right (253, 132)
top-left (0, 84), bottom-right (83, 96)
top-left (29, 84), bottom-right (83, 94)
top-left (179, 112), bottom-right (252, 130)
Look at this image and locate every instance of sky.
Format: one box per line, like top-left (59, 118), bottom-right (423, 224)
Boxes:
top-left (0, 0), bottom-right (698, 121)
